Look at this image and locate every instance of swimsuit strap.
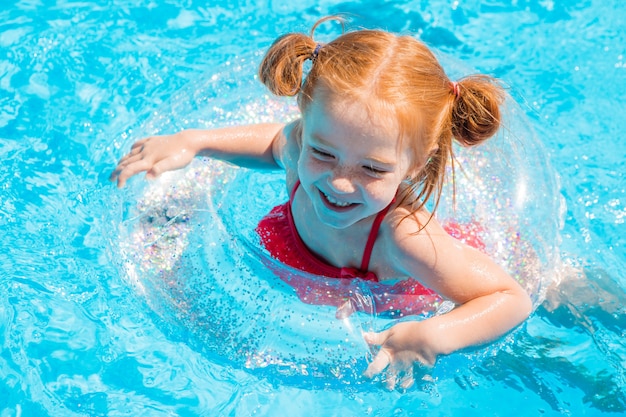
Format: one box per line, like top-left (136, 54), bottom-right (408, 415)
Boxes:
top-left (290, 180), bottom-right (393, 274)
top-left (360, 200), bottom-right (393, 272)
top-left (289, 180), bottom-right (301, 202)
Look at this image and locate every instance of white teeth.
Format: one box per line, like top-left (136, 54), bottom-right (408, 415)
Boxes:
top-left (323, 191), bottom-right (351, 207)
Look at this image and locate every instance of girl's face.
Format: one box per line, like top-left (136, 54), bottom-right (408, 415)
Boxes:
top-left (298, 90), bottom-right (418, 229)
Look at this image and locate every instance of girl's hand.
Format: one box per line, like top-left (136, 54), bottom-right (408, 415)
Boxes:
top-left (362, 321), bottom-right (438, 390)
top-left (110, 133), bottom-right (196, 188)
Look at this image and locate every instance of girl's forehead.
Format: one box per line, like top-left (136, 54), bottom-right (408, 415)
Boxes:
top-left (305, 94), bottom-right (421, 163)
top-left (308, 90), bottom-right (399, 134)
top-left (304, 88), bottom-right (432, 168)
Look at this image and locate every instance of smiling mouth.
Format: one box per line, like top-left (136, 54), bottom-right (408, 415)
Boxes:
top-left (320, 190), bottom-right (355, 208)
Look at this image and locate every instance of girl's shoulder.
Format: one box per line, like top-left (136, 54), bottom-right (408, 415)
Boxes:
top-left (274, 119), bottom-right (301, 163)
top-left (377, 203), bottom-right (454, 275)
top-left (277, 119), bottom-right (302, 191)
top-left (382, 204), bottom-right (447, 243)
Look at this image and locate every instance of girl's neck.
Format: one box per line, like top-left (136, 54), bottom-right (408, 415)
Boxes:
top-left (291, 185), bottom-right (381, 269)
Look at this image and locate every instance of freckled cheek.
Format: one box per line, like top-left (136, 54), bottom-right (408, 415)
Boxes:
top-left (363, 182), bottom-right (396, 207)
top-left (299, 157), bottom-right (327, 180)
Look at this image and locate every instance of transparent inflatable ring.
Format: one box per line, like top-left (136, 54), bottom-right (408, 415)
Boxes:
top-left (114, 54), bottom-right (563, 387)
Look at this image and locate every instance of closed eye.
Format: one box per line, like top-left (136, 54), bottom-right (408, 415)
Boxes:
top-left (311, 147), bottom-right (335, 159)
top-left (363, 165), bottom-right (388, 175)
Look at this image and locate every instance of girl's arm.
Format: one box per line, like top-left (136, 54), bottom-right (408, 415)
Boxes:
top-left (364, 212), bottom-right (532, 388)
top-left (110, 123), bottom-right (292, 188)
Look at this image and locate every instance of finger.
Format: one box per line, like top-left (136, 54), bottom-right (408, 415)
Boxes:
top-left (130, 137), bottom-right (150, 150)
top-left (399, 366), bottom-right (414, 390)
top-left (384, 365), bottom-right (399, 390)
top-left (116, 159), bottom-right (154, 188)
top-left (115, 140), bottom-right (147, 165)
top-left (109, 153), bottom-right (147, 182)
top-left (109, 163), bottom-right (124, 182)
top-left (148, 157), bottom-right (181, 179)
top-left (110, 153), bottom-right (142, 179)
top-left (114, 153), bottom-right (143, 172)
top-left (362, 329), bottom-right (389, 347)
top-left (128, 145), bottom-right (143, 157)
top-left (363, 348), bottom-right (391, 378)
top-left (118, 149), bottom-right (147, 165)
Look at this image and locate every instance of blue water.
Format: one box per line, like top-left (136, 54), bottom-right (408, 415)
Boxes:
top-left (1, 0), bottom-right (625, 416)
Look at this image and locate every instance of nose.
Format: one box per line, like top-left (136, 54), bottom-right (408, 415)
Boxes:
top-left (327, 168), bottom-right (356, 194)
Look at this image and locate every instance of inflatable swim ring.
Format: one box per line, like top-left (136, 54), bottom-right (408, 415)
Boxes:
top-left (114, 54), bottom-right (563, 386)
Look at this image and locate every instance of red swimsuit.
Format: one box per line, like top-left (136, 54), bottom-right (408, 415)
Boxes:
top-left (256, 181), bottom-right (443, 317)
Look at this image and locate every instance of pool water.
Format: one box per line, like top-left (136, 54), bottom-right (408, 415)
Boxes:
top-left (1, 0), bottom-right (625, 416)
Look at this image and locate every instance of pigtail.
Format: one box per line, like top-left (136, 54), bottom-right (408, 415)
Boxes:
top-left (450, 75), bottom-right (505, 147)
top-left (398, 75), bottom-right (505, 225)
top-left (259, 33), bottom-right (317, 96)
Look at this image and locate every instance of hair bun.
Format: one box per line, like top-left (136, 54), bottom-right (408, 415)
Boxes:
top-left (451, 75), bottom-right (505, 147)
top-left (259, 33), bottom-right (317, 97)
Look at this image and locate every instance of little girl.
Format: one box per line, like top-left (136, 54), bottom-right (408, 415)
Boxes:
top-left (111, 17), bottom-right (532, 389)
